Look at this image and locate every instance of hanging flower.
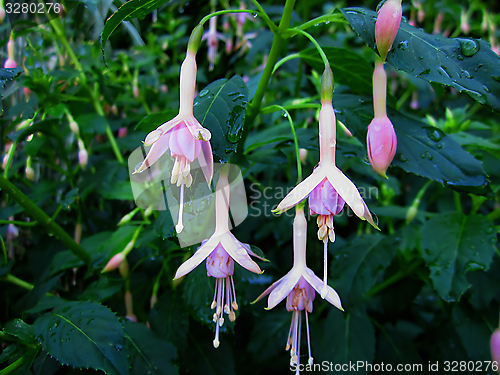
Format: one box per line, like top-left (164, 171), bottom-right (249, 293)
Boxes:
top-left (254, 208), bottom-right (342, 369)
top-left (274, 66), bottom-right (377, 297)
top-left (174, 168), bottom-right (262, 348)
top-left (202, 16), bottom-right (228, 71)
top-left (134, 27), bottom-right (213, 233)
top-left (367, 61), bottom-right (397, 178)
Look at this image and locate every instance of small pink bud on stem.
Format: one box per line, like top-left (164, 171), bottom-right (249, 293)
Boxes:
top-left (375, 0), bottom-right (402, 60)
top-left (102, 253), bottom-right (125, 273)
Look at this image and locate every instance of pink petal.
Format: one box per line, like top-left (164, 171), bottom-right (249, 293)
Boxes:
top-left (252, 273), bottom-right (288, 304)
top-left (170, 124), bottom-right (198, 161)
top-left (135, 132), bottom-right (171, 173)
top-left (144, 116), bottom-right (180, 145)
top-left (173, 237), bottom-right (218, 279)
top-left (303, 268), bottom-right (343, 310)
top-left (321, 180), bottom-right (345, 215)
top-left (275, 169), bottom-right (325, 213)
top-left (309, 180), bottom-right (331, 215)
top-left (221, 233), bottom-right (261, 274)
top-left (267, 271), bottom-right (301, 310)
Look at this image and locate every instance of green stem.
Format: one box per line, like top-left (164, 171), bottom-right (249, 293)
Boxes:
top-left (285, 28), bottom-right (329, 68)
top-left (487, 207), bottom-right (500, 221)
top-left (293, 13), bottom-right (348, 32)
top-left (0, 274), bottom-right (34, 290)
top-left (364, 260), bottom-right (423, 298)
top-left (0, 176), bottom-right (91, 264)
top-left (272, 53), bottom-right (301, 74)
top-left (262, 105), bottom-right (302, 183)
top-left (0, 235), bottom-right (6, 264)
top-left (3, 139), bottom-right (18, 179)
top-left (242, 0), bottom-right (296, 144)
top-left (0, 357), bottom-right (23, 375)
top-left (453, 191), bottom-right (463, 214)
top-left (0, 220), bottom-right (38, 227)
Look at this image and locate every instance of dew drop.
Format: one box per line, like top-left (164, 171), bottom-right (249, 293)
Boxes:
top-left (425, 151), bottom-right (433, 160)
top-left (397, 40), bottom-right (409, 50)
top-left (199, 89), bottom-right (209, 98)
top-left (483, 85), bottom-right (490, 93)
top-left (426, 128), bottom-right (443, 142)
top-left (489, 237), bottom-right (497, 244)
top-left (398, 153), bottom-right (408, 162)
top-left (486, 227), bottom-right (494, 234)
top-left (457, 38), bottom-right (480, 57)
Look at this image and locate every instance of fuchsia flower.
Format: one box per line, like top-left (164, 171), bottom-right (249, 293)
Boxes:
top-left (4, 37), bottom-right (16, 68)
top-left (134, 48), bottom-right (213, 233)
top-left (375, 0), bottom-right (402, 60)
top-left (202, 16), bottom-right (228, 71)
top-left (174, 168), bottom-right (262, 348)
top-left (275, 66), bottom-right (377, 297)
top-left (254, 208), bottom-right (342, 369)
top-left (367, 61), bottom-right (397, 178)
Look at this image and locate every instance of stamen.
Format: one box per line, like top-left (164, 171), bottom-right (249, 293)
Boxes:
top-left (171, 157), bottom-right (180, 184)
top-left (224, 276), bottom-right (231, 314)
top-left (175, 182), bottom-right (185, 233)
top-left (317, 224), bottom-right (327, 241)
top-left (230, 276), bottom-right (238, 310)
top-left (286, 314), bottom-right (294, 351)
top-left (328, 227), bottom-right (335, 243)
top-left (186, 173), bottom-right (193, 188)
top-left (305, 311), bottom-right (313, 366)
top-left (213, 321), bottom-right (220, 348)
top-left (326, 214), bottom-right (333, 228)
top-left (297, 311), bottom-right (302, 371)
top-left (211, 279), bottom-right (218, 309)
top-left (321, 239), bottom-right (329, 299)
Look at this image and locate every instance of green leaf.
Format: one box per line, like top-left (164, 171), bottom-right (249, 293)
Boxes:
top-left (76, 113), bottom-right (108, 135)
top-left (2, 319), bottom-right (37, 345)
top-left (123, 320), bottom-right (178, 375)
top-left (0, 68), bottom-right (23, 113)
top-left (299, 47), bottom-right (373, 94)
top-left (34, 301), bottom-right (128, 375)
top-left (149, 292), bottom-right (189, 352)
top-left (154, 210), bottom-right (175, 240)
top-left (341, 7), bottom-right (500, 111)
top-left (248, 310), bottom-right (289, 361)
top-left (320, 307), bottom-right (375, 373)
top-left (334, 94), bottom-right (490, 195)
top-left (101, 0), bottom-right (169, 55)
top-left (330, 234), bottom-right (397, 307)
top-left (135, 110), bottom-right (177, 134)
top-left (33, 350), bottom-right (62, 375)
top-left (453, 304), bottom-right (492, 361)
top-left (78, 278), bottom-right (124, 302)
top-left (193, 76), bottom-right (249, 162)
top-left (421, 213), bottom-right (497, 301)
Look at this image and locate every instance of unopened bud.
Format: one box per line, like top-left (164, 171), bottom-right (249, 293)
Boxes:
top-left (133, 85), bottom-right (140, 99)
top-left (320, 65), bottom-right (334, 102)
top-left (69, 119), bottom-right (79, 135)
top-left (299, 148), bottom-right (308, 164)
top-left (6, 223), bottom-right (19, 241)
top-left (406, 205), bottom-right (418, 224)
top-left (74, 223), bottom-right (82, 244)
top-left (102, 253), bottom-right (125, 273)
top-left (0, 6), bottom-right (5, 24)
top-left (188, 24), bottom-right (204, 54)
top-left (25, 166), bottom-right (35, 181)
top-left (375, 0), bottom-right (402, 60)
top-left (118, 127), bottom-right (128, 138)
top-left (150, 294), bottom-right (158, 309)
top-left (367, 116), bottom-right (397, 179)
top-left (4, 59), bottom-right (16, 69)
top-left (78, 139), bottom-right (88, 168)
top-left (460, 10), bottom-right (470, 34)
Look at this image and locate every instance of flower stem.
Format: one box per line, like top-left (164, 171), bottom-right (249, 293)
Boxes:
top-left (243, 0), bottom-right (296, 132)
top-left (286, 28), bottom-right (330, 68)
top-left (0, 176), bottom-right (91, 264)
top-left (0, 273), bottom-right (34, 290)
top-left (1, 235), bottom-right (7, 264)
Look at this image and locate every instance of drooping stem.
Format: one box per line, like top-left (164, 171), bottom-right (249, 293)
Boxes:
top-left (242, 0), bottom-right (296, 142)
top-left (0, 176), bottom-right (91, 264)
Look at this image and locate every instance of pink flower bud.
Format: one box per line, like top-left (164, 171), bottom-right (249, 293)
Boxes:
top-left (375, 0), bottom-right (402, 60)
top-left (299, 148), bottom-right (308, 164)
top-left (0, 6), bottom-right (5, 24)
top-left (102, 253), bottom-right (125, 273)
top-left (367, 115), bottom-right (397, 178)
top-left (4, 59), bottom-right (16, 68)
top-left (460, 10), bottom-right (470, 34)
top-left (25, 166), bottom-right (35, 181)
top-left (118, 127), bottom-right (128, 138)
top-left (78, 149), bottom-right (88, 168)
top-left (133, 85), bottom-right (139, 99)
top-left (491, 329), bottom-right (500, 372)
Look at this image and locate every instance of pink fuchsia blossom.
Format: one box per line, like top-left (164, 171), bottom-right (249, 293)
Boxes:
top-left (375, 0), bottom-right (402, 60)
top-left (254, 208), bottom-right (342, 368)
top-left (135, 49), bottom-right (213, 233)
top-left (275, 67), bottom-right (377, 296)
top-left (174, 168), bottom-right (262, 348)
top-left (202, 16), bottom-right (228, 71)
top-left (367, 61), bottom-right (397, 178)
top-left (491, 329), bottom-right (500, 369)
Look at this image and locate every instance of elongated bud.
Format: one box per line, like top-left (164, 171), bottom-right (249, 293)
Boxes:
top-left (375, 0), bottom-right (402, 60)
top-left (78, 139), bottom-right (88, 168)
top-left (102, 253), bottom-right (125, 273)
top-left (7, 38), bottom-right (15, 59)
top-left (460, 10), bottom-right (470, 34)
top-left (321, 65), bottom-right (334, 103)
top-left (188, 25), bottom-right (204, 54)
top-left (0, 6), bottom-right (5, 24)
top-left (74, 223), bottom-right (82, 244)
top-left (491, 329), bottom-right (500, 373)
top-left (367, 116), bottom-right (397, 178)
top-left (125, 291), bottom-right (137, 322)
top-left (299, 148), bottom-right (308, 164)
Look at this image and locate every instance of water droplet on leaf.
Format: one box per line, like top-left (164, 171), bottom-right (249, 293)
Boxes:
top-left (458, 38), bottom-right (480, 57)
